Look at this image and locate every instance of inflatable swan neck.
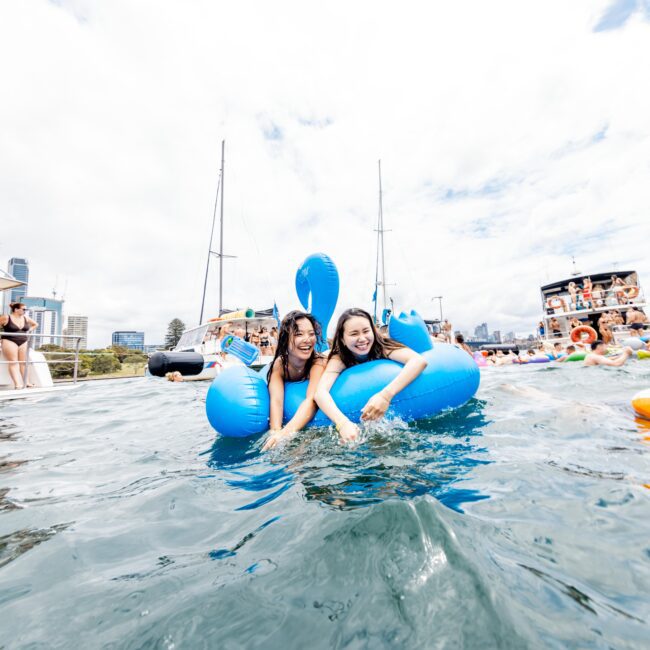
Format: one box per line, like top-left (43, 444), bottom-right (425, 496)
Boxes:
top-left (295, 253), bottom-right (340, 352)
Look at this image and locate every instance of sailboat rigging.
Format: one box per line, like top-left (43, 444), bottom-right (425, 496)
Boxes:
top-left (199, 140), bottom-right (236, 324)
top-left (373, 159), bottom-right (393, 323)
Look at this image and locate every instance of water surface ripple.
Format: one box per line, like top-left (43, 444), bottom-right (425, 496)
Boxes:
top-left (1, 363), bottom-right (649, 648)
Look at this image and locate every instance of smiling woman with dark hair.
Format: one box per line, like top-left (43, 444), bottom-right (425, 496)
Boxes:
top-left (0, 301), bottom-right (38, 389)
top-left (315, 308), bottom-right (427, 444)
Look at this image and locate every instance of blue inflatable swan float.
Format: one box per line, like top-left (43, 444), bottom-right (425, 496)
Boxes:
top-left (205, 254), bottom-right (480, 437)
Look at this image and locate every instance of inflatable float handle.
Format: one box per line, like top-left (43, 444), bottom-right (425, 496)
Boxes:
top-left (221, 335), bottom-right (260, 366)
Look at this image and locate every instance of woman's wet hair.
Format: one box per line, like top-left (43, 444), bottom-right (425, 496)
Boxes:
top-left (328, 307), bottom-right (403, 368)
top-left (267, 310), bottom-right (323, 382)
top-left (9, 302), bottom-right (25, 312)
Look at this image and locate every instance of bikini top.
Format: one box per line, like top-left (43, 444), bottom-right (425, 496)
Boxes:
top-left (3, 315), bottom-right (30, 333)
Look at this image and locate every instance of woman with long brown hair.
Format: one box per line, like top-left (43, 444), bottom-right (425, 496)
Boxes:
top-left (315, 308), bottom-right (427, 444)
top-left (0, 301), bottom-right (38, 389)
top-left (262, 311), bottom-right (326, 450)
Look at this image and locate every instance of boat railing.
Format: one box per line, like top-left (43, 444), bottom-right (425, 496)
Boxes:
top-left (543, 285), bottom-right (645, 319)
top-left (0, 332), bottom-right (84, 384)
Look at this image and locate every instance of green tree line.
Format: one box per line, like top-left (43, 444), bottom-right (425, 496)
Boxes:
top-left (37, 344), bottom-right (149, 379)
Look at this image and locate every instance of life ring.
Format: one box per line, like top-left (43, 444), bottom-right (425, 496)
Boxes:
top-left (622, 285), bottom-right (639, 299)
top-left (570, 325), bottom-right (598, 344)
top-left (546, 296), bottom-right (566, 310)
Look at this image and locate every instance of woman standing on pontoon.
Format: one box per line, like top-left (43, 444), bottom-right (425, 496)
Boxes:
top-left (0, 301), bottom-right (38, 389)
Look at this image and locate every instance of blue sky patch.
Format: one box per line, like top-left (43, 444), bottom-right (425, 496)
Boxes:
top-left (594, 0), bottom-right (650, 32)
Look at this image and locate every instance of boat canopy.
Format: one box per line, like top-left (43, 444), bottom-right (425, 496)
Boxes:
top-left (0, 269), bottom-right (25, 292)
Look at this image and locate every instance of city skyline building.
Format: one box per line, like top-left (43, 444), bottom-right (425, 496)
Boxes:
top-left (474, 322), bottom-right (489, 340)
top-left (112, 330), bottom-right (145, 350)
top-left (24, 296), bottom-right (64, 347)
top-left (63, 315), bottom-right (88, 350)
top-left (3, 257), bottom-right (29, 312)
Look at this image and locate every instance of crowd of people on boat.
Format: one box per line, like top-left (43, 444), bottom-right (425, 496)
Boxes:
top-left (546, 275), bottom-right (640, 313)
top-left (202, 322), bottom-right (279, 357)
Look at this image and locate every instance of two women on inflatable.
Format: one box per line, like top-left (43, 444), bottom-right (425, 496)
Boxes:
top-left (205, 253), bottom-right (480, 443)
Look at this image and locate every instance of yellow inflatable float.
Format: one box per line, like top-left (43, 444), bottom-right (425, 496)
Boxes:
top-left (632, 389), bottom-right (650, 420)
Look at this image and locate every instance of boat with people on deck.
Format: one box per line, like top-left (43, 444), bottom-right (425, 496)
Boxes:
top-left (147, 141), bottom-right (279, 382)
top-left (539, 266), bottom-right (647, 348)
top-left (147, 308), bottom-right (277, 381)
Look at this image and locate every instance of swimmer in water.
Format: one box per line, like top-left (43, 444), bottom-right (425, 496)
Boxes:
top-left (165, 371), bottom-right (183, 382)
top-left (262, 311), bottom-right (326, 451)
top-left (584, 340), bottom-right (634, 367)
top-left (315, 308), bottom-right (427, 444)
top-left (557, 344), bottom-right (577, 362)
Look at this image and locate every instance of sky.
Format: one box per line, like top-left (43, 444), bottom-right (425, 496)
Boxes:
top-left (1, 0), bottom-right (649, 347)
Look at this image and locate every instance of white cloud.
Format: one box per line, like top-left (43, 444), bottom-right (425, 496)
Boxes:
top-left (0, 0), bottom-right (649, 346)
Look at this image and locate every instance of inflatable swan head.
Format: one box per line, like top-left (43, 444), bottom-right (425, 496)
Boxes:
top-left (388, 310), bottom-right (433, 353)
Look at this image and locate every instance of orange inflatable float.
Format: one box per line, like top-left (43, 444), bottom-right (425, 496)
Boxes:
top-left (632, 389), bottom-right (650, 420)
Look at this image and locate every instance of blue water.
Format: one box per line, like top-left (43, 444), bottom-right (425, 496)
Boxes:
top-left (1, 363), bottom-right (649, 648)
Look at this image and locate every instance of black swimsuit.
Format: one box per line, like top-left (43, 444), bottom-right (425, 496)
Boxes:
top-left (2, 315), bottom-right (30, 346)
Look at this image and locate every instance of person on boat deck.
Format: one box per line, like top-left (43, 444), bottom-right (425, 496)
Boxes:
top-left (549, 317), bottom-right (562, 338)
top-left (592, 284), bottom-right (605, 306)
top-left (454, 333), bottom-right (473, 355)
top-left (262, 311), bottom-right (326, 451)
top-left (248, 331), bottom-right (261, 351)
top-left (270, 326), bottom-right (279, 354)
top-left (567, 282), bottom-right (578, 309)
top-left (626, 307), bottom-right (648, 336)
top-left (581, 277), bottom-right (593, 308)
top-left (314, 308), bottom-right (427, 444)
top-left (441, 319), bottom-right (452, 343)
top-left (584, 340), bottom-right (634, 367)
top-left (569, 316), bottom-right (582, 330)
top-left (612, 311), bottom-right (624, 326)
top-left (609, 275), bottom-right (626, 304)
top-left (259, 326), bottom-right (272, 354)
top-left (537, 321), bottom-right (545, 337)
top-left (0, 302), bottom-right (38, 389)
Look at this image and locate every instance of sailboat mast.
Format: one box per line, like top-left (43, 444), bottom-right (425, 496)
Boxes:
top-left (378, 160), bottom-right (387, 312)
top-left (218, 139), bottom-right (225, 315)
top-left (199, 145), bottom-right (223, 325)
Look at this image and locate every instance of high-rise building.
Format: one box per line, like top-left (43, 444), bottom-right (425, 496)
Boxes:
top-left (3, 258), bottom-right (29, 312)
top-left (23, 296), bottom-right (64, 347)
top-left (112, 331), bottom-right (145, 351)
top-left (63, 315), bottom-right (88, 350)
top-left (492, 330), bottom-right (502, 343)
top-left (505, 331), bottom-right (516, 342)
top-left (474, 322), bottom-right (488, 340)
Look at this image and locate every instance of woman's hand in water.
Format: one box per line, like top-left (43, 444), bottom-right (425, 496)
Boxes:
top-left (337, 420), bottom-right (360, 444)
top-left (360, 391), bottom-right (392, 421)
top-left (262, 429), bottom-right (293, 451)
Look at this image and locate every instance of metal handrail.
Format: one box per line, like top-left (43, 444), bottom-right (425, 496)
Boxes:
top-left (0, 331), bottom-right (83, 384)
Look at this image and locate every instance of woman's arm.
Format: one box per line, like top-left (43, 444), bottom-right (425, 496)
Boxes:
top-left (314, 356), bottom-right (359, 443)
top-left (263, 359), bottom-right (326, 451)
top-left (0, 315), bottom-right (7, 326)
top-left (360, 347), bottom-right (427, 421)
top-left (280, 358), bottom-right (326, 434)
top-left (27, 317), bottom-right (38, 330)
top-left (267, 360), bottom-right (285, 431)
